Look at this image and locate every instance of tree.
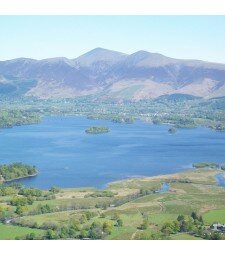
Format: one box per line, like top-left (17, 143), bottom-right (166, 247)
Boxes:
top-left (0, 163), bottom-right (37, 181)
top-left (37, 204), bottom-right (52, 214)
top-left (177, 215), bottom-right (184, 222)
top-left (59, 226), bottom-right (69, 239)
top-left (10, 196), bottom-right (28, 206)
top-left (79, 214), bottom-right (87, 224)
top-left (89, 222), bottom-right (105, 239)
top-left (103, 221), bottom-right (113, 235)
top-left (191, 211), bottom-right (198, 220)
top-left (79, 229), bottom-right (88, 239)
top-left (111, 213), bottom-right (119, 221)
top-left (26, 232), bottom-right (36, 240)
top-left (85, 211), bottom-right (95, 220)
top-left (0, 186), bottom-right (17, 196)
top-left (177, 215), bottom-right (195, 232)
top-left (172, 220), bottom-right (180, 232)
top-left (140, 218), bottom-right (148, 230)
top-left (19, 188), bottom-right (42, 197)
top-left (199, 216), bottom-right (204, 223)
top-left (161, 220), bottom-right (180, 235)
top-left (70, 220), bottom-right (81, 231)
top-left (0, 205), bottom-right (9, 213)
top-left (45, 230), bottom-right (59, 240)
top-left (116, 218), bottom-right (123, 227)
top-left (161, 222), bottom-right (175, 235)
top-left (49, 186), bottom-right (60, 194)
top-left (197, 227), bottom-right (204, 236)
top-left (135, 232), bottom-right (151, 240)
top-left (27, 196), bottom-right (34, 205)
top-left (151, 232), bottom-right (164, 240)
top-left (210, 231), bottom-right (222, 240)
top-left (15, 205), bottom-right (28, 215)
top-left (68, 226), bottom-right (78, 238)
top-left (0, 205), bottom-right (10, 220)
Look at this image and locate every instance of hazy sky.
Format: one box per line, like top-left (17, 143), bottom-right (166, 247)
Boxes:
top-left (1, 16), bottom-right (225, 63)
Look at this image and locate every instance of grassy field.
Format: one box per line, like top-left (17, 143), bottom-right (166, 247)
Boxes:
top-left (1, 167), bottom-right (225, 239)
top-left (203, 209), bottom-right (225, 224)
top-left (17, 209), bottom-right (99, 226)
top-left (0, 223), bottom-right (45, 240)
top-left (170, 233), bottom-right (203, 240)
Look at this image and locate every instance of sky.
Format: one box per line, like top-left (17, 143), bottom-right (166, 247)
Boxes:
top-left (1, 16), bottom-right (225, 63)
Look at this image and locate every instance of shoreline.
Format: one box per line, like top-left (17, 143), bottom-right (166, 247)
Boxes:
top-left (1, 115), bottom-right (225, 190)
top-left (0, 112), bottom-right (224, 133)
top-left (5, 162), bottom-right (225, 190)
top-left (2, 172), bottom-right (38, 183)
top-left (9, 167), bottom-right (225, 191)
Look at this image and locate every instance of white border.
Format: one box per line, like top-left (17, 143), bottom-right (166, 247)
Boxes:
top-left (1, 0), bottom-right (225, 254)
top-left (0, 0), bottom-right (225, 15)
top-left (0, 239), bottom-right (223, 255)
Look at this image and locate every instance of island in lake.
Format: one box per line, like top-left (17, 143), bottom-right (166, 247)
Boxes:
top-left (85, 126), bottom-right (110, 134)
top-left (168, 127), bottom-right (177, 134)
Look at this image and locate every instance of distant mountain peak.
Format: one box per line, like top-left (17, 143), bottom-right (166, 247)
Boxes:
top-left (131, 50), bottom-right (151, 56)
top-left (123, 50), bottom-right (179, 67)
top-left (85, 47), bottom-right (125, 54)
top-left (126, 50), bottom-right (153, 62)
top-left (87, 47), bottom-right (114, 53)
top-left (74, 48), bottom-right (127, 66)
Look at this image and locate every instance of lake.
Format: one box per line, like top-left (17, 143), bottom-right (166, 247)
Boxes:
top-left (1, 116), bottom-right (225, 189)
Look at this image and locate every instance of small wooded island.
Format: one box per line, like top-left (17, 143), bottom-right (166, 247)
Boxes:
top-left (85, 126), bottom-right (110, 134)
top-left (0, 163), bottom-right (38, 182)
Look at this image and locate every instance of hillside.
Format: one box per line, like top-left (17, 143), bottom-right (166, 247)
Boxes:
top-left (1, 167), bottom-right (225, 240)
top-left (1, 48), bottom-right (225, 100)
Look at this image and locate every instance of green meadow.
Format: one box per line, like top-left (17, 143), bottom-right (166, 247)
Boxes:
top-left (0, 223), bottom-right (45, 240)
top-left (1, 167), bottom-right (225, 239)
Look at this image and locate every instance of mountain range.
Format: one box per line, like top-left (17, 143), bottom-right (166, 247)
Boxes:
top-left (1, 47), bottom-right (225, 100)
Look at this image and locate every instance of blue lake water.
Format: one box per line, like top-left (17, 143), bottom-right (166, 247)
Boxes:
top-left (1, 116), bottom-right (225, 189)
top-left (215, 174), bottom-right (225, 187)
